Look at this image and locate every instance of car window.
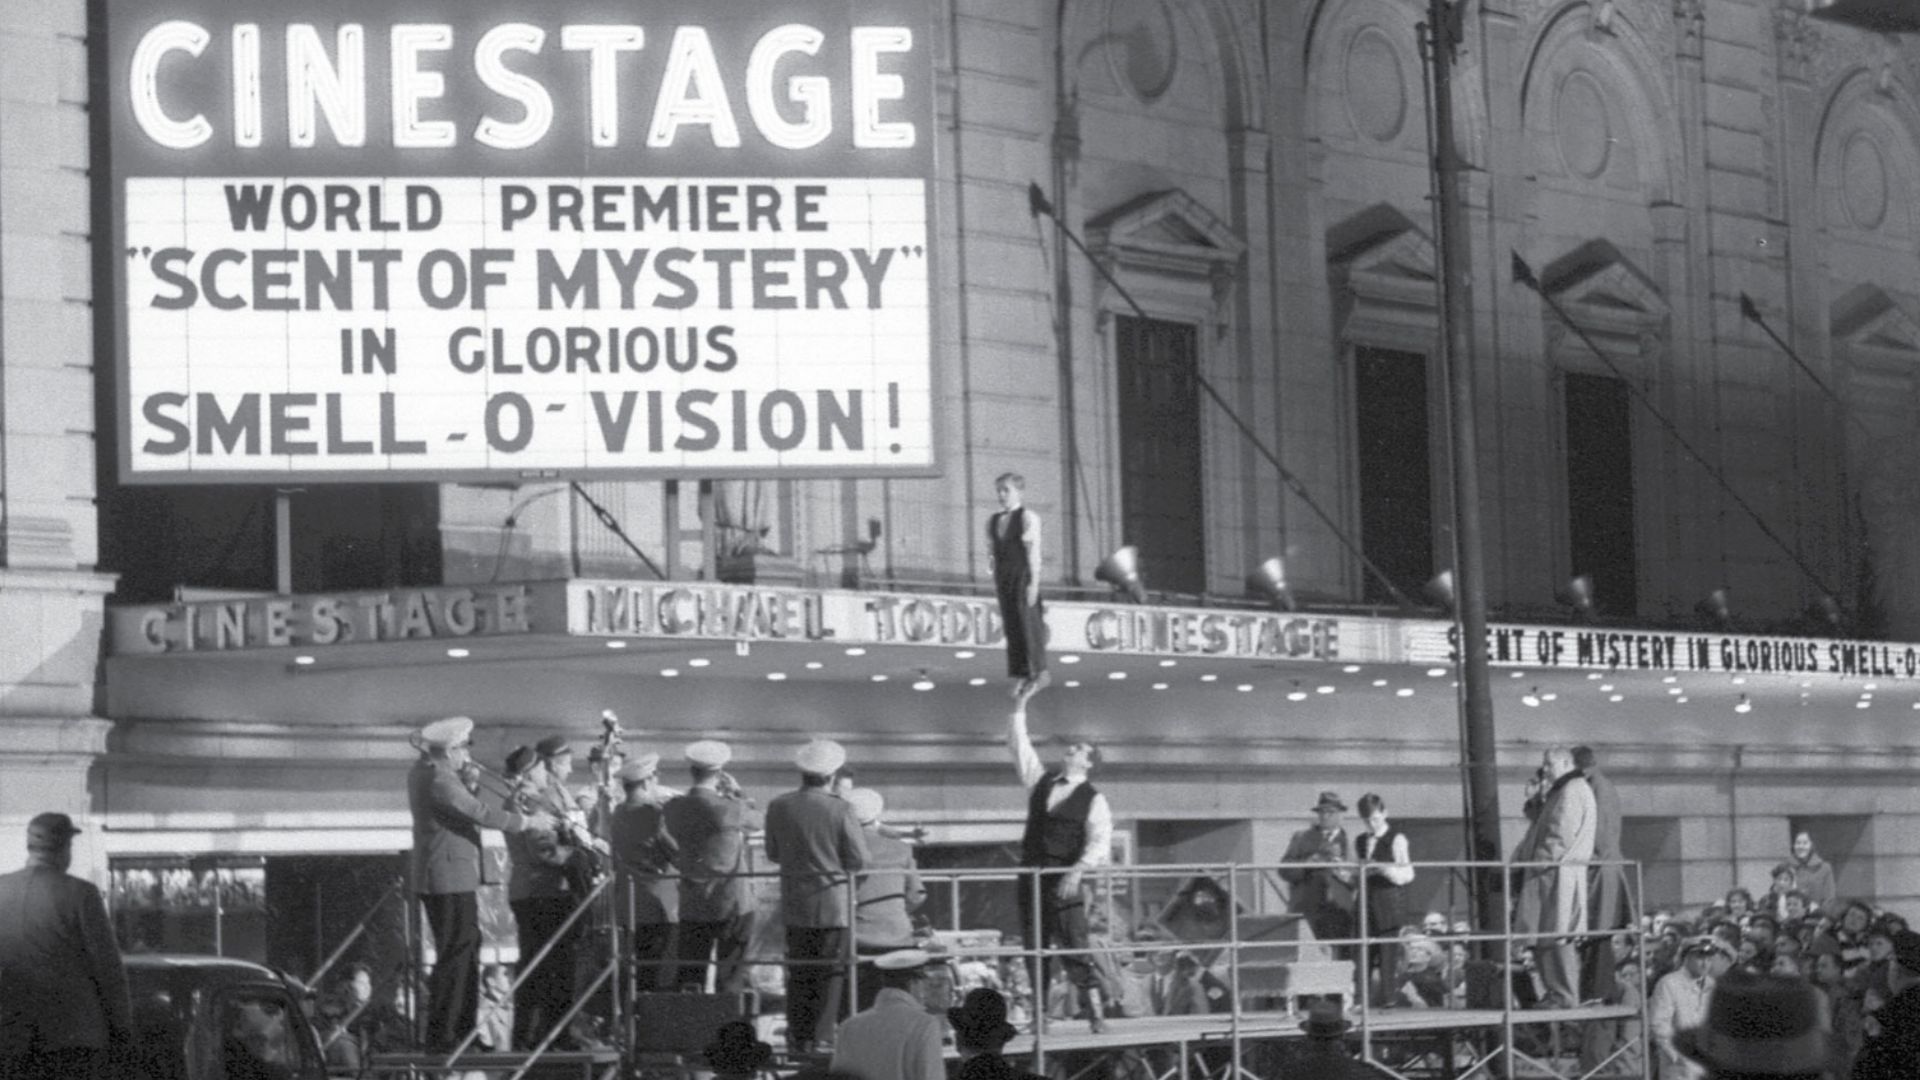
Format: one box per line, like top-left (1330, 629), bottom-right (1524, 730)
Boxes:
top-left (214, 987), bottom-right (317, 1080)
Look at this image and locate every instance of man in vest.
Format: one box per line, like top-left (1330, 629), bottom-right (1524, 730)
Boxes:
top-left (1009, 680), bottom-right (1111, 1032)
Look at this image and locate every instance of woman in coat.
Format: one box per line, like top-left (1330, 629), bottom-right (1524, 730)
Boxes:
top-left (1786, 830), bottom-right (1836, 911)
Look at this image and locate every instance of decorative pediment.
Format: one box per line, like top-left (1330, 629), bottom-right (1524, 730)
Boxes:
top-left (1832, 284), bottom-right (1920, 353)
top-left (1541, 240), bottom-right (1668, 319)
top-left (1327, 204), bottom-right (1437, 348)
top-left (1085, 189), bottom-right (1246, 280)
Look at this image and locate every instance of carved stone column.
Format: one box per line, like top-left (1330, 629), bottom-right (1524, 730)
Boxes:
top-left (0, 1), bottom-right (119, 880)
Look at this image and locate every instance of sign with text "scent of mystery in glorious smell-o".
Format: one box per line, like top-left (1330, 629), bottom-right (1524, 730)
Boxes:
top-left (104, 0), bottom-right (936, 482)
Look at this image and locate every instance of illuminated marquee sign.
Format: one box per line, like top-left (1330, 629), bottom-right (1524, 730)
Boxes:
top-left (104, 0), bottom-right (937, 482)
top-left (1406, 622), bottom-right (1920, 680)
top-left (111, 584), bottom-right (546, 654)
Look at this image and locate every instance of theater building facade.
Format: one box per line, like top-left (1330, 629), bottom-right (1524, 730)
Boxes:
top-left (3, 0), bottom-right (1920, 966)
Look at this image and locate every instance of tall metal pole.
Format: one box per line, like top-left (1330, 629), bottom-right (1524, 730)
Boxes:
top-left (1424, 0), bottom-right (1504, 927)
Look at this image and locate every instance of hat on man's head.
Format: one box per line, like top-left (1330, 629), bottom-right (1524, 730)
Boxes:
top-left (685, 739), bottom-right (732, 769)
top-left (26, 812), bottom-right (82, 852)
top-left (535, 735), bottom-right (573, 759)
top-left (1300, 999), bottom-right (1351, 1038)
top-left (846, 788), bottom-right (885, 826)
top-left (1891, 929), bottom-right (1920, 975)
top-left (702, 1020), bottom-right (773, 1074)
top-left (504, 745), bottom-right (537, 778)
top-left (418, 716), bottom-right (474, 749)
top-left (618, 753), bottom-right (660, 784)
top-left (1684, 935), bottom-right (1735, 961)
top-left (873, 948), bottom-right (930, 971)
top-left (1674, 972), bottom-right (1831, 1075)
top-left (1312, 791), bottom-right (1347, 812)
top-left (795, 739), bottom-right (847, 776)
top-left (948, 988), bottom-right (1018, 1048)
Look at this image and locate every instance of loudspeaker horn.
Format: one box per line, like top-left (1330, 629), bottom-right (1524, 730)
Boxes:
top-left (1556, 574), bottom-right (1595, 617)
top-left (1095, 546), bottom-right (1147, 604)
top-left (1695, 588), bottom-right (1732, 628)
top-left (1247, 557), bottom-right (1297, 612)
top-left (1424, 570), bottom-right (1456, 612)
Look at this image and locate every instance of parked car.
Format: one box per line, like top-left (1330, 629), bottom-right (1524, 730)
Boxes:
top-left (123, 954), bottom-right (332, 1080)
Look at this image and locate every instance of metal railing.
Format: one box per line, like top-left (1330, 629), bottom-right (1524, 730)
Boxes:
top-left (380, 852), bottom-right (1651, 1079)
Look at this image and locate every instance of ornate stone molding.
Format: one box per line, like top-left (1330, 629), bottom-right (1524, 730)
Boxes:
top-left (1086, 189), bottom-right (1247, 336)
top-left (1674, 0), bottom-right (1705, 61)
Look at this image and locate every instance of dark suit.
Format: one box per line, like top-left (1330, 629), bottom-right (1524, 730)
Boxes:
top-left (764, 787), bottom-right (868, 1048)
top-left (610, 797), bottom-right (678, 991)
top-left (664, 786), bottom-right (763, 992)
top-left (1581, 766), bottom-right (1627, 1002)
top-left (0, 861), bottom-right (132, 1080)
top-left (505, 794), bottom-right (578, 1050)
top-left (407, 757), bottom-right (530, 1050)
top-left (1279, 827), bottom-right (1354, 951)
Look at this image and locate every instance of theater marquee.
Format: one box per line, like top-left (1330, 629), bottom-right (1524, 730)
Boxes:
top-left (104, 0), bottom-right (937, 482)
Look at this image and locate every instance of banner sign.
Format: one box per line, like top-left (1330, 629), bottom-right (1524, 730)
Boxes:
top-left (1404, 622), bottom-right (1920, 680)
top-left (110, 583), bottom-right (555, 654)
top-left (105, 0), bottom-right (937, 482)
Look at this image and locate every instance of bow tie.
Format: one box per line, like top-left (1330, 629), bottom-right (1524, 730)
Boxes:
top-left (1052, 776), bottom-right (1072, 787)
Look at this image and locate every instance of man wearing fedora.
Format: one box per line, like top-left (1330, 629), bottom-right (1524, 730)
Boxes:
top-left (664, 739), bottom-right (763, 994)
top-left (951, 987), bottom-right (1043, 1080)
top-left (1009, 679), bottom-right (1113, 1033)
top-left (765, 739), bottom-right (869, 1055)
top-left (1851, 928), bottom-right (1920, 1079)
top-left (409, 716), bottom-right (551, 1052)
top-left (1282, 1000), bottom-right (1394, 1078)
top-left (1280, 792), bottom-right (1357, 956)
top-left (703, 1019), bottom-right (774, 1079)
top-left (609, 752), bottom-right (679, 992)
top-left (1674, 971), bottom-right (1833, 1080)
top-left (0, 812), bottom-right (131, 1080)
top-left (829, 948), bottom-right (945, 1080)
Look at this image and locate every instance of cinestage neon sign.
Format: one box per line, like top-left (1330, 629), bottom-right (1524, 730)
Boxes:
top-left (129, 21), bottom-right (916, 152)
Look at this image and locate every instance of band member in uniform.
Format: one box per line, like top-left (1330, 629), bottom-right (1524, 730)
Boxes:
top-left (664, 740), bottom-right (763, 994)
top-left (503, 743), bottom-right (584, 1050)
top-left (608, 752), bottom-right (678, 992)
top-left (1008, 681), bottom-right (1111, 1033)
top-left (847, 788), bottom-right (927, 1012)
top-left (534, 735), bottom-right (602, 898)
top-left (407, 717), bottom-right (548, 1051)
top-left (988, 472), bottom-right (1050, 694)
top-left (764, 739), bottom-right (869, 1054)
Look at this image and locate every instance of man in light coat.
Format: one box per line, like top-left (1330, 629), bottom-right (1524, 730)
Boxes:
top-left (830, 949), bottom-right (945, 1080)
top-left (847, 788), bottom-right (926, 1011)
top-left (764, 739), bottom-right (869, 1054)
top-left (1573, 745), bottom-right (1626, 1002)
top-left (1511, 746), bottom-right (1596, 1008)
top-left (0, 813), bottom-right (132, 1080)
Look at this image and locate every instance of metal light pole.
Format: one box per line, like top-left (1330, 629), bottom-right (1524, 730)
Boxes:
top-left (1422, 0), bottom-right (1504, 928)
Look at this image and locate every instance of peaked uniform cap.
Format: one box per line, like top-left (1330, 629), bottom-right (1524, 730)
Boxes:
top-left (873, 948), bottom-right (931, 970)
top-left (685, 739), bottom-right (733, 769)
top-left (419, 716), bottom-right (474, 748)
top-left (846, 788), bottom-right (885, 825)
top-left (535, 735), bottom-right (573, 758)
top-left (795, 739), bottom-right (847, 776)
top-left (619, 753), bottom-right (661, 783)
